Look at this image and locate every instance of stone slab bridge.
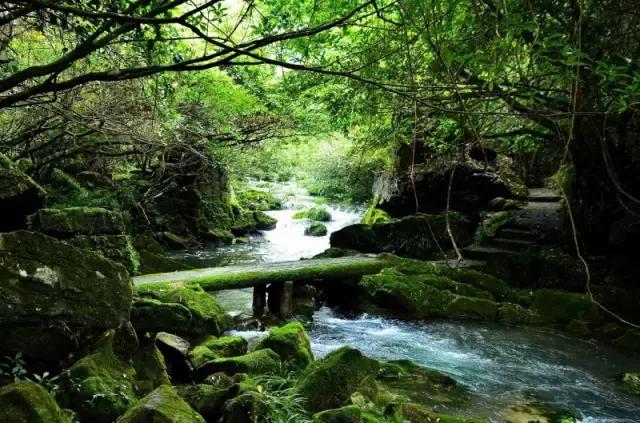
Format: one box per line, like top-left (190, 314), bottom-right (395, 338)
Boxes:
top-left (133, 256), bottom-right (390, 318)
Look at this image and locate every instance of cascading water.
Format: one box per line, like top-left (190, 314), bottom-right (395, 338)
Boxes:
top-left (176, 183), bottom-right (640, 423)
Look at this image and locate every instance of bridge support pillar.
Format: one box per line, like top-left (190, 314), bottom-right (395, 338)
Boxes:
top-left (267, 281), bottom-right (294, 318)
top-left (252, 284), bottom-right (267, 317)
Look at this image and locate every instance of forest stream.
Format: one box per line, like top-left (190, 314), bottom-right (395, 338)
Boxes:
top-left (173, 184), bottom-right (640, 423)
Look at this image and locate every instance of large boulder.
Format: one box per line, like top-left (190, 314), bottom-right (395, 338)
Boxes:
top-left (254, 322), bottom-right (314, 369)
top-left (220, 391), bottom-right (268, 423)
top-left (360, 268), bottom-right (498, 321)
top-left (0, 154), bottom-right (46, 232)
top-left (135, 285), bottom-right (232, 337)
top-left (68, 234), bottom-right (139, 274)
top-left (195, 349), bottom-right (281, 379)
top-left (34, 207), bottom-right (126, 236)
top-left (0, 381), bottom-right (70, 423)
top-left (116, 385), bottom-right (206, 423)
top-left (0, 231), bottom-right (132, 361)
top-left (296, 347), bottom-right (380, 413)
top-left (375, 160), bottom-right (526, 218)
top-left (177, 383), bottom-right (239, 422)
top-left (330, 213), bottom-right (472, 259)
top-left (188, 336), bottom-right (248, 369)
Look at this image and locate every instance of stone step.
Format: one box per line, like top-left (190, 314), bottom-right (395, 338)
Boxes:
top-left (488, 238), bottom-right (536, 250)
top-left (527, 188), bottom-right (561, 203)
top-left (462, 246), bottom-right (520, 261)
top-left (497, 228), bottom-right (538, 242)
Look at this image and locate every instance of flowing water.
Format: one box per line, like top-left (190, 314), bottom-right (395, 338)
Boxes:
top-left (176, 183), bottom-right (640, 423)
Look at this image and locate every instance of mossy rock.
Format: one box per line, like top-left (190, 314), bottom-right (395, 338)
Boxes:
top-left (0, 154), bottom-right (46, 232)
top-left (136, 285), bottom-right (232, 337)
top-left (330, 213), bottom-right (471, 259)
top-left (221, 391), bottom-right (268, 423)
top-left (176, 383), bottom-right (239, 422)
top-left (385, 402), bottom-right (487, 423)
top-left (360, 269), bottom-right (498, 321)
top-left (138, 250), bottom-right (189, 275)
top-left (255, 322), bottom-right (314, 369)
top-left (132, 337), bottom-right (171, 396)
top-left (131, 297), bottom-right (193, 336)
top-left (65, 333), bottom-right (138, 423)
top-left (297, 346), bottom-right (380, 413)
top-left (305, 222), bottom-right (329, 237)
top-left (236, 188), bottom-right (283, 211)
top-left (36, 207), bottom-right (126, 236)
top-left (133, 232), bottom-right (167, 256)
top-left (189, 336), bottom-right (248, 369)
top-left (503, 402), bottom-right (580, 423)
top-left (314, 405), bottom-right (363, 423)
top-left (529, 289), bottom-right (600, 325)
top-left (205, 228), bottom-right (235, 244)
top-left (163, 231), bottom-right (188, 249)
top-left (474, 211), bottom-right (516, 244)
top-left (232, 210), bottom-right (278, 234)
top-left (498, 303), bottom-right (537, 325)
top-left (0, 381), bottom-right (70, 423)
top-left (41, 168), bottom-right (87, 205)
top-left (361, 204), bottom-right (391, 225)
top-left (254, 210), bottom-right (278, 230)
top-left (293, 207), bottom-right (333, 222)
top-left (116, 385), bottom-right (206, 423)
top-left (0, 230), bottom-right (132, 361)
top-left (621, 372), bottom-right (640, 396)
top-left (68, 234), bottom-right (140, 274)
top-left (196, 348), bottom-right (281, 378)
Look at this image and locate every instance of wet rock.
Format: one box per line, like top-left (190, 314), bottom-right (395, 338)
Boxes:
top-left (621, 372), bottom-right (640, 396)
top-left (255, 322), bottom-right (314, 369)
top-left (0, 154), bottom-right (46, 232)
top-left (132, 336), bottom-right (171, 395)
top-left (305, 222), bottom-right (328, 237)
top-left (131, 297), bottom-right (193, 336)
top-left (232, 211), bottom-right (277, 234)
top-left (136, 285), bottom-right (232, 337)
top-left (196, 349), bottom-right (281, 379)
top-left (163, 231), bottom-right (188, 249)
top-left (67, 234), bottom-right (139, 274)
top-left (0, 230), bottom-right (132, 361)
top-left (34, 207), bottom-right (126, 236)
top-left (0, 381), bottom-right (70, 423)
top-left (529, 289), bottom-right (600, 325)
top-left (296, 346), bottom-right (380, 412)
top-left (504, 402), bottom-right (579, 423)
top-left (137, 249), bottom-right (188, 274)
top-left (220, 391), bottom-right (268, 423)
top-left (116, 385), bottom-right (206, 423)
top-left (330, 213), bottom-right (472, 259)
top-left (155, 332), bottom-right (193, 383)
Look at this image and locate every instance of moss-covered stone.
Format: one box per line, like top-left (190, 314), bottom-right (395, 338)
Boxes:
top-left (0, 230), bottom-right (132, 361)
top-left (131, 297), bottom-right (193, 335)
top-left (294, 207), bottom-right (332, 222)
top-left (297, 347), bottom-right (380, 413)
top-left (621, 372), bottom-right (640, 396)
top-left (255, 322), bottom-right (314, 369)
top-left (232, 210), bottom-right (278, 234)
top-left (305, 222), bottom-right (328, 237)
top-left (196, 348), bottom-right (281, 378)
top-left (360, 269), bottom-right (498, 321)
top-left (529, 289), bottom-right (600, 325)
top-left (36, 207), bottom-right (126, 236)
top-left (189, 336), bottom-right (248, 368)
top-left (133, 232), bottom-right (167, 256)
top-left (163, 231), bottom-right (188, 249)
top-left (504, 402), bottom-right (580, 423)
top-left (0, 381), bottom-right (70, 423)
top-left (177, 383), bottom-right (239, 422)
top-left (138, 250), bottom-right (189, 274)
top-left (474, 211), bottom-right (516, 244)
top-left (385, 403), bottom-right (486, 423)
top-left (65, 333), bottom-right (137, 423)
top-left (498, 303), bottom-right (537, 325)
top-left (136, 285), bottom-right (232, 337)
top-left (0, 154), bottom-right (46, 232)
top-left (221, 391), bottom-right (268, 423)
top-left (205, 228), bottom-right (235, 244)
top-left (236, 188), bottom-right (282, 211)
top-left (254, 210), bottom-right (278, 230)
top-left (68, 234), bottom-right (139, 274)
top-left (361, 203), bottom-right (391, 225)
top-left (132, 337), bottom-right (171, 395)
top-left (330, 213), bottom-right (472, 259)
top-left (116, 385), bottom-right (206, 423)
top-left (314, 405), bottom-right (363, 423)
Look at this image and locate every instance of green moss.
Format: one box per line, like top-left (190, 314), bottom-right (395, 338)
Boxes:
top-left (361, 198), bottom-right (391, 225)
top-left (116, 385), bottom-right (206, 423)
top-left (163, 231), bottom-right (187, 249)
top-left (255, 322), bottom-right (314, 369)
top-left (0, 381), bottom-right (70, 423)
top-left (474, 211), bottom-right (515, 244)
top-left (130, 296), bottom-right (193, 335)
top-left (293, 207), bottom-right (332, 222)
top-left (36, 207), bottom-right (126, 236)
top-left (361, 269), bottom-right (498, 321)
top-left (176, 384), bottom-right (238, 422)
top-left (235, 188), bottom-right (283, 211)
top-left (498, 303), bottom-right (537, 325)
top-left (132, 338), bottom-right (171, 395)
top-left (305, 222), bottom-right (328, 237)
top-left (254, 210), bottom-right (278, 230)
top-left (197, 349), bottom-right (282, 377)
top-left (504, 403), bottom-right (580, 423)
top-left (136, 285), bottom-right (231, 336)
top-left (221, 391), bottom-right (268, 423)
top-left (296, 347), bottom-right (380, 413)
top-left (385, 402), bottom-right (487, 423)
top-left (66, 333), bottom-right (137, 423)
top-left (622, 373), bottom-right (640, 396)
top-left (189, 336), bottom-right (248, 368)
top-left (552, 163), bottom-right (575, 200)
top-left (68, 234), bottom-right (139, 274)
top-left (529, 289), bottom-right (600, 325)
top-left (314, 405), bottom-right (363, 423)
